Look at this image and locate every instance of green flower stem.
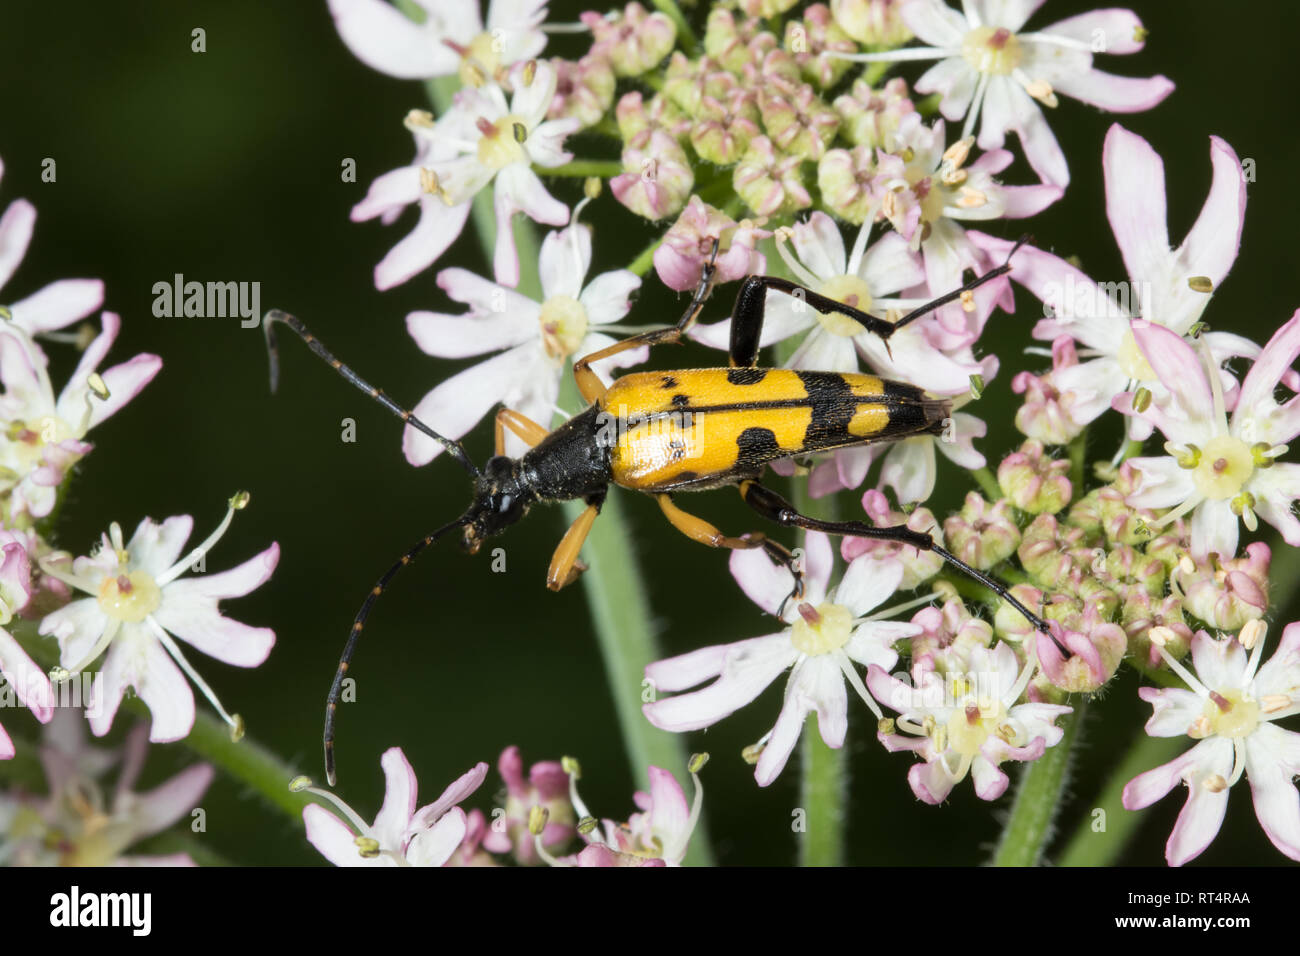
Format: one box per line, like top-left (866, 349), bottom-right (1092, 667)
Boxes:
top-left (652, 0), bottom-right (697, 56)
top-left (991, 699), bottom-right (1086, 866)
top-left (794, 488), bottom-right (847, 867)
top-left (1068, 429), bottom-right (1087, 492)
top-left (1056, 729), bottom-right (1185, 866)
top-left (771, 330), bottom-right (848, 867)
top-left (627, 235), bottom-right (662, 277)
top-left (538, 160), bottom-right (624, 178)
top-left (429, 68), bottom-right (712, 867)
top-left (972, 466), bottom-right (1002, 501)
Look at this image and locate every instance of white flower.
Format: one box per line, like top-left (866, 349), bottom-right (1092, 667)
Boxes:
top-left (0, 314), bottom-right (161, 519)
top-left (1119, 313), bottom-right (1300, 560)
top-left (868, 639), bottom-right (1071, 802)
top-left (0, 155), bottom-right (104, 337)
top-left (971, 127), bottom-right (1275, 441)
top-left (876, 118), bottom-right (1059, 336)
top-left (328, 0), bottom-right (547, 82)
top-left (0, 713), bottom-right (213, 866)
top-left (353, 61), bottom-right (578, 289)
top-left (303, 747), bottom-right (489, 867)
top-left (403, 218), bottom-right (644, 464)
top-left (832, 0), bottom-right (1173, 185)
top-left (1124, 622), bottom-right (1300, 866)
top-left (38, 496), bottom-right (278, 742)
top-left (643, 532), bottom-right (920, 786)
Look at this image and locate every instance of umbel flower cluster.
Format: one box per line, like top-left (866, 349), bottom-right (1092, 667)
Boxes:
top-left (1, 0), bottom-right (1296, 869)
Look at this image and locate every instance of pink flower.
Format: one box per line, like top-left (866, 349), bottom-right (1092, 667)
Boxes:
top-left (831, 1), bottom-right (1172, 185)
top-left (402, 220), bottom-right (644, 464)
top-left (643, 532), bottom-right (917, 785)
top-left (971, 128), bottom-right (1277, 441)
top-left (869, 641), bottom-right (1071, 803)
top-left (874, 118), bottom-right (1058, 335)
top-left (38, 497), bottom-right (278, 742)
top-left (653, 196), bottom-right (769, 292)
top-left (0, 532), bottom-right (53, 758)
top-left (328, 0), bottom-right (548, 82)
top-left (304, 747), bottom-right (489, 867)
top-left (562, 760), bottom-right (703, 867)
top-left (0, 156), bottom-right (104, 337)
top-left (0, 712), bottom-right (213, 866)
top-left (0, 314), bottom-right (161, 519)
top-left (1118, 314), bottom-right (1300, 560)
top-left (1124, 623), bottom-right (1300, 866)
top-left (480, 745), bottom-right (574, 864)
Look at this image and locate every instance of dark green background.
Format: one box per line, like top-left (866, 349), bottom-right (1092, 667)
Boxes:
top-left (1, 0), bottom-right (1295, 865)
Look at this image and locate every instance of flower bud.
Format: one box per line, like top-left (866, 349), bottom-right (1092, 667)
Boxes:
top-left (583, 2), bottom-right (677, 77)
top-left (691, 88), bottom-right (761, 164)
top-left (760, 83), bottom-right (840, 161)
top-left (817, 146), bottom-right (876, 224)
top-left (785, 4), bottom-right (857, 88)
top-left (997, 440), bottom-right (1072, 514)
top-left (654, 197), bottom-right (770, 292)
top-left (943, 492), bottom-right (1020, 571)
top-left (1017, 514), bottom-right (1086, 590)
top-left (1122, 592), bottom-right (1192, 667)
top-left (548, 55), bottom-right (616, 130)
top-left (842, 489), bottom-right (944, 588)
top-left (1178, 542), bottom-right (1270, 630)
top-left (830, 0), bottom-right (912, 47)
top-left (611, 129), bottom-right (693, 220)
top-left (1099, 462), bottom-right (1154, 546)
top-left (834, 77), bottom-right (915, 152)
top-left (739, 0), bottom-right (800, 18)
top-left (704, 9), bottom-right (764, 73)
top-left (992, 583), bottom-right (1047, 644)
top-left (1038, 610), bottom-right (1125, 693)
top-left (734, 136), bottom-right (811, 217)
top-left (909, 599), bottom-right (993, 675)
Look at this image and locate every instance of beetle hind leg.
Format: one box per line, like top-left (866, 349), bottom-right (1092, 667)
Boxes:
top-left (656, 493), bottom-right (806, 610)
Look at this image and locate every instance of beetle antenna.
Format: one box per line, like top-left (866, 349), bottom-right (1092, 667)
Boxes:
top-left (888, 233), bottom-right (1032, 337)
top-left (323, 514), bottom-right (474, 786)
top-left (262, 309), bottom-right (480, 479)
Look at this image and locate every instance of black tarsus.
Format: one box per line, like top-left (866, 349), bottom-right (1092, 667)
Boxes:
top-left (739, 479), bottom-right (1066, 650)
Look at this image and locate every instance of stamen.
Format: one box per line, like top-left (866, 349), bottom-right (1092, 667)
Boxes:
top-left (156, 492), bottom-right (250, 586)
top-left (1187, 276), bottom-right (1214, 293)
top-left (1202, 773), bottom-right (1227, 793)
top-left (962, 71), bottom-right (991, 141)
top-left (1150, 628), bottom-right (1211, 698)
top-left (833, 649), bottom-right (884, 719)
top-left (51, 618), bottom-right (121, 681)
top-left (146, 617), bottom-right (243, 737)
top-left (291, 777), bottom-right (373, 836)
top-left (404, 109), bottom-right (435, 130)
top-left (773, 229), bottom-right (822, 289)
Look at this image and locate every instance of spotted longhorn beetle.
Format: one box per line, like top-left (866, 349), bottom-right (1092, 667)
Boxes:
top-left (263, 237), bottom-right (1056, 785)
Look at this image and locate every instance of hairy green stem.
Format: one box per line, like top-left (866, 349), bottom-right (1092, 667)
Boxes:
top-left (772, 332), bottom-right (849, 867)
top-left (1068, 429), bottom-right (1087, 492)
top-left (972, 466), bottom-right (1002, 501)
top-left (1056, 729), bottom-right (1185, 866)
top-left (991, 700), bottom-right (1086, 866)
top-left (540, 160), bottom-right (624, 178)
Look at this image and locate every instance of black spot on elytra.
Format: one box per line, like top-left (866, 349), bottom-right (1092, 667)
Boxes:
top-left (660, 375), bottom-right (679, 389)
top-left (736, 426), bottom-right (781, 465)
top-left (670, 393), bottom-right (690, 408)
top-left (726, 367), bottom-right (767, 386)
